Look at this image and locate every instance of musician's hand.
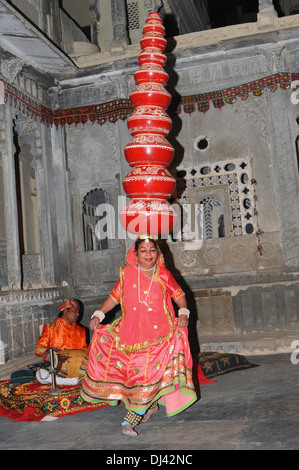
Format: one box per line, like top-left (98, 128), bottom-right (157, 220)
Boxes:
top-left (178, 314), bottom-right (189, 328)
top-left (89, 317), bottom-right (100, 330)
top-left (45, 347), bottom-right (58, 355)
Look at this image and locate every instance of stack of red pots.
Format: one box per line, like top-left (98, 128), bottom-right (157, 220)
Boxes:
top-left (119, 11), bottom-right (177, 238)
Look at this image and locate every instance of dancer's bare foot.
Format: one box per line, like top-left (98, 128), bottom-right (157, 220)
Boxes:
top-left (122, 424), bottom-right (138, 436)
top-left (142, 405), bottom-right (158, 422)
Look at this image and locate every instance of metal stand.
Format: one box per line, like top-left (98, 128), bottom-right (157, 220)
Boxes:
top-left (47, 348), bottom-right (63, 394)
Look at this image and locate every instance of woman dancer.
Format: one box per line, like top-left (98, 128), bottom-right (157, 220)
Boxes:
top-left (80, 238), bottom-right (197, 436)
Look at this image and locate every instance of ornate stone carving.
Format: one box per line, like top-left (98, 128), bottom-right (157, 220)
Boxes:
top-left (176, 158), bottom-right (257, 240)
top-left (1, 58), bottom-right (24, 84)
top-left (204, 246), bottom-right (223, 266)
top-left (111, 0), bottom-right (129, 52)
top-left (260, 241), bottom-right (274, 258)
top-left (181, 250), bottom-right (197, 267)
top-left (14, 116), bottom-right (43, 167)
top-left (230, 243), bottom-right (248, 264)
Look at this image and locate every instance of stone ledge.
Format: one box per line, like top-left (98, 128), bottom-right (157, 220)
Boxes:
top-left (199, 330), bottom-right (299, 356)
top-left (71, 15), bottom-right (299, 69)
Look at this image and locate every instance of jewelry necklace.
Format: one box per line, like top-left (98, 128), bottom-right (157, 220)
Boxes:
top-left (137, 264), bottom-right (156, 307)
top-left (138, 264), bottom-right (155, 271)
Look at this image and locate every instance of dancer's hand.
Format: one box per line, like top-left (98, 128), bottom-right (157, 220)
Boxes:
top-left (89, 317), bottom-right (100, 330)
top-left (178, 314), bottom-right (189, 328)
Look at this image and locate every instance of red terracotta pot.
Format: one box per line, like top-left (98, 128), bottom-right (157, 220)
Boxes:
top-left (124, 135), bottom-right (174, 167)
top-left (134, 65), bottom-right (168, 85)
top-left (127, 107), bottom-right (172, 136)
top-left (140, 35), bottom-right (167, 51)
top-left (119, 11), bottom-right (177, 238)
top-left (142, 23), bottom-right (165, 36)
top-left (138, 50), bottom-right (167, 67)
top-left (130, 84), bottom-right (171, 109)
top-left (123, 166), bottom-right (176, 199)
top-left (119, 199), bottom-right (177, 236)
top-left (145, 12), bottom-right (163, 23)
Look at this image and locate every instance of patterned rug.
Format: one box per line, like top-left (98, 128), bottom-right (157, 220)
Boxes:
top-left (0, 380), bottom-right (110, 422)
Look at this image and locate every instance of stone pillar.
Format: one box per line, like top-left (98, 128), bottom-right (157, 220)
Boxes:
top-left (89, 0), bottom-right (101, 49)
top-left (14, 115), bottom-right (49, 287)
top-left (257, 0), bottom-right (278, 28)
top-left (0, 105), bottom-right (22, 290)
top-left (40, 0), bottom-right (63, 49)
top-left (143, 0), bottom-right (163, 15)
top-left (110, 0), bottom-right (129, 54)
top-left (49, 124), bottom-right (75, 286)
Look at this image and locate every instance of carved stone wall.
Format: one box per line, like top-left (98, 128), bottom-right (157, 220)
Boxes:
top-left (195, 289), bottom-right (235, 334)
top-left (0, 107), bottom-right (8, 288)
top-left (190, 277), bottom-right (299, 339)
top-left (65, 119), bottom-right (128, 285)
top-left (0, 289), bottom-right (64, 363)
top-left (49, 26), bottom-right (299, 342)
top-left (0, 8), bottom-right (299, 363)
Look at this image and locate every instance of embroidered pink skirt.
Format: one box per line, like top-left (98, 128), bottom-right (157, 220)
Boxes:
top-left (80, 319), bottom-right (197, 416)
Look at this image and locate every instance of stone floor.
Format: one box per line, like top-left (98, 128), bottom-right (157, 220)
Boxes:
top-left (0, 351), bottom-right (298, 451)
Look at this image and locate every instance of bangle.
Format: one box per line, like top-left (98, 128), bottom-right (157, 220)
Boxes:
top-left (91, 310), bottom-right (105, 322)
top-left (178, 308), bottom-right (190, 318)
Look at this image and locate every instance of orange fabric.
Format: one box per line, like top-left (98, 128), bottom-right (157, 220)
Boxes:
top-left (35, 318), bottom-right (87, 358)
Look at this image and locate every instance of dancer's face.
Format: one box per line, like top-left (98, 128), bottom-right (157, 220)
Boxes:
top-left (136, 241), bottom-right (158, 270)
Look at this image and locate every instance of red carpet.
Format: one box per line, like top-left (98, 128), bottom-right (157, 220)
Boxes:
top-left (0, 379), bottom-right (110, 422)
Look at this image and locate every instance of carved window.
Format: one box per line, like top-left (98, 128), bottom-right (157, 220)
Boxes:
top-left (127, 1), bottom-right (140, 30)
top-left (175, 159), bottom-right (256, 241)
top-left (82, 188), bottom-right (116, 251)
top-left (201, 197), bottom-right (224, 239)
